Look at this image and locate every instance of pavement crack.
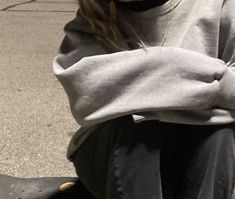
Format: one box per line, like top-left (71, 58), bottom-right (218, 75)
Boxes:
top-left (1, 0), bottom-right (37, 11)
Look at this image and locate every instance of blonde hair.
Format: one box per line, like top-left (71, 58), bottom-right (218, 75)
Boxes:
top-left (77, 0), bottom-right (147, 53)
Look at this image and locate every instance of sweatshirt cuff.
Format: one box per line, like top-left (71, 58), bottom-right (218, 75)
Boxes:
top-left (214, 68), bottom-right (235, 109)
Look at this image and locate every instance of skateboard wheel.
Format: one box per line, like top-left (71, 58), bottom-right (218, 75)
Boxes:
top-left (59, 182), bottom-right (75, 191)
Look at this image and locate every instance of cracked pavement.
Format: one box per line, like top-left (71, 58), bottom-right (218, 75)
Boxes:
top-left (0, 0), bottom-right (79, 177)
top-left (1, 0), bottom-right (37, 11)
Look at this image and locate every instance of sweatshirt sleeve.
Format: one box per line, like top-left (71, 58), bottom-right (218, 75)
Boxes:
top-left (53, 15), bottom-right (230, 126)
top-left (213, 0), bottom-right (235, 109)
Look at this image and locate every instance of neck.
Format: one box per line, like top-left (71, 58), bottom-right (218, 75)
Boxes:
top-left (115, 0), bottom-right (170, 12)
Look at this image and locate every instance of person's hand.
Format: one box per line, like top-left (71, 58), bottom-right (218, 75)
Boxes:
top-left (213, 64), bottom-right (235, 109)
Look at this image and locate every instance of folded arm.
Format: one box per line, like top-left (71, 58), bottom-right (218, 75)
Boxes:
top-left (54, 41), bottom-right (225, 126)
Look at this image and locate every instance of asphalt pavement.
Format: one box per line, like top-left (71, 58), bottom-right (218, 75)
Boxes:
top-left (0, 0), bottom-right (79, 177)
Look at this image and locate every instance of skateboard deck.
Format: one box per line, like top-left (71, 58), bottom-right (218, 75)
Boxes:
top-left (0, 174), bottom-right (96, 199)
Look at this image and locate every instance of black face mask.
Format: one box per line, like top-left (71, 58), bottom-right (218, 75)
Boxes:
top-left (114, 0), bottom-right (170, 12)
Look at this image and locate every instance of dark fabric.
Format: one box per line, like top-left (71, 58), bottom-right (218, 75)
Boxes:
top-left (73, 116), bottom-right (235, 199)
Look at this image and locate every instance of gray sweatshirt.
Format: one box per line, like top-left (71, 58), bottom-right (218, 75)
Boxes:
top-left (53, 0), bottom-right (235, 161)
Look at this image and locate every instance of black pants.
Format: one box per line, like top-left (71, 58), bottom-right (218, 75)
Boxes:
top-left (73, 116), bottom-right (235, 199)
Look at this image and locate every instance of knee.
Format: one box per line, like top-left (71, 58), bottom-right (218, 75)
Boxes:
top-left (209, 126), bottom-right (234, 146)
top-left (203, 125), bottom-right (235, 158)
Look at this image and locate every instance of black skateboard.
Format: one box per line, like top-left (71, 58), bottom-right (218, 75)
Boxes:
top-left (0, 174), bottom-right (96, 199)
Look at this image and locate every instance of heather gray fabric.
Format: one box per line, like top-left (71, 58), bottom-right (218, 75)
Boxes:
top-left (52, 0), bottom-right (235, 160)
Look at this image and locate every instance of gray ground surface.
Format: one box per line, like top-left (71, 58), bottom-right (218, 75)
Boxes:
top-left (0, 0), bottom-right (79, 177)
